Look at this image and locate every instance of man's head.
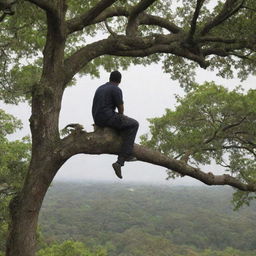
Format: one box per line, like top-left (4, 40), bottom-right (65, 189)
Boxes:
top-left (109, 70), bottom-right (122, 84)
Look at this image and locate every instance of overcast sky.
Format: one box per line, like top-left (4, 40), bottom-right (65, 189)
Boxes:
top-left (1, 63), bottom-right (255, 186)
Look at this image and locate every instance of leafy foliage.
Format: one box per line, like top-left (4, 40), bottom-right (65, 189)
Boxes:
top-left (0, 109), bottom-right (30, 191)
top-left (0, 108), bottom-right (31, 252)
top-left (141, 82), bottom-right (256, 206)
top-left (0, 1), bottom-right (45, 103)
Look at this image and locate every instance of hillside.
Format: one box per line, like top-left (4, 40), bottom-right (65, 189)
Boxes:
top-left (39, 182), bottom-right (256, 256)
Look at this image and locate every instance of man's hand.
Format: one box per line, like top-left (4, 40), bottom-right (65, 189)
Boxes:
top-left (117, 104), bottom-right (124, 115)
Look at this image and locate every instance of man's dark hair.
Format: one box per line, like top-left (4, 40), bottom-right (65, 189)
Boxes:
top-left (110, 70), bottom-right (122, 83)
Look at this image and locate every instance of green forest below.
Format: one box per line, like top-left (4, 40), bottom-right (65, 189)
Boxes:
top-left (36, 182), bottom-right (256, 256)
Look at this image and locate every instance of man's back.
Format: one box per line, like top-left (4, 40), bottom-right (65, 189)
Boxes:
top-left (91, 71), bottom-right (138, 179)
top-left (92, 82), bottom-right (123, 125)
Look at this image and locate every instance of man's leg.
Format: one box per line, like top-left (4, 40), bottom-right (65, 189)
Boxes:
top-left (106, 114), bottom-right (139, 178)
top-left (117, 117), bottom-right (139, 165)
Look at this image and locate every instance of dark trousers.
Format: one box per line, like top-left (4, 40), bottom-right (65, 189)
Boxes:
top-left (97, 113), bottom-right (139, 165)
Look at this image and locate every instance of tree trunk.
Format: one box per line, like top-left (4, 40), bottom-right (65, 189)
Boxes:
top-left (5, 74), bottom-right (65, 255)
top-left (6, 148), bottom-right (63, 256)
top-left (6, 158), bottom-right (56, 256)
top-left (5, 0), bottom-right (68, 251)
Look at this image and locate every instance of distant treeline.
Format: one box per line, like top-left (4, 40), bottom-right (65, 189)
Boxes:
top-left (38, 182), bottom-right (256, 256)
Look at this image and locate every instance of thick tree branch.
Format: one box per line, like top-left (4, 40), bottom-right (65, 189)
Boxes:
top-left (67, 1), bottom-right (180, 36)
top-left (67, 5), bottom-right (181, 35)
top-left (126, 0), bottom-right (157, 36)
top-left (139, 13), bottom-right (181, 33)
top-left (200, 37), bottom-right (240, 44)
top-left (87, 7), bottom-right (181, 34)
top-left (67, 0), bottom-right (118, 34)
top-left (64, 33), bottom-right (208, 83)
top-left (63, 35), bottom-right (172, 83)
top-left (180, 0), bottom-right (206, 63)
top-left (109, 43), bottom-right (209, 68)
top-left (200, 37), bottom-right (256, 55)
top-left (129, 0), bottom-right (157, 17)
top-left (200, 38), bottom-right (255, 59)
top-left (58, 127), bottom-right (256, 192)
top-left (91, 6), bottom-right (129, 23)
top-left (26, 0), bottom-right (54, 12)
top-left (41, 9), bottom-right (67, 80)
top-left (187, 0), bottom-right (206, 42)
top-left (202, 38), bottom-right (256, 58)
top-left (201, 0), bottom-right (245, 36)
top-left (63, 38), bottom-right (116, 84)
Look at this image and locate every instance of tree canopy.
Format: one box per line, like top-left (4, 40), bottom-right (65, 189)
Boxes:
top-left (1, 1), bottom-right (256, 255)
top-left (1, 0), bottom-right (256, 103)
top-left (141, 82), bottom-right (256, 207)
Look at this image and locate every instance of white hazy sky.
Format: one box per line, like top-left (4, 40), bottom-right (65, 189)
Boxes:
top-left (1, 63), bottom-right (255, 185)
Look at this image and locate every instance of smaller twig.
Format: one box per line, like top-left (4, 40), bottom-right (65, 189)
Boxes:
top-left (188, 0), bottom-right (206, 42)
top-left (104, 20), bottom-right (117, 37)
top-left (219, 160), bottom-right (231, 169)
top-left (241, 5), bottom-right (256, 12)
top-left (201, 0), bottom-right (245, 36)
top-left (204, 130), bottom-right (219, 144)
top-left (222, 116), bottom-right (247, 131)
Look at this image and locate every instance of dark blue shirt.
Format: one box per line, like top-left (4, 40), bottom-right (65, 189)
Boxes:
top-left (92, 82), bottom-right (123, 125)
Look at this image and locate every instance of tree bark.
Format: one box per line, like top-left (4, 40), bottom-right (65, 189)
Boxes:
top-left (6, 80), bottom-right (65, 256)
top-left (6, 155), bottom-right (63, 256)
top-left (6, 9), bottom-right (67, 254)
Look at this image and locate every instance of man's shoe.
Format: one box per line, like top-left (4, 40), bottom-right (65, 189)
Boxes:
top-left (125, 156), bottom-right (137, 162)
top-left (112, 162), bottom-right (122, 179)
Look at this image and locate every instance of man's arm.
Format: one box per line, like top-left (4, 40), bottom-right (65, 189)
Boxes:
top-left (117, 104), bottom-right (124, 115)
top-left (112, 86), bottom-right (124, 114)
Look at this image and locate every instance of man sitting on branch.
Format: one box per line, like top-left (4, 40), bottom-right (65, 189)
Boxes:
top-left (92, 71), bottom-right (139, 179)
